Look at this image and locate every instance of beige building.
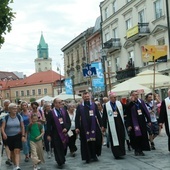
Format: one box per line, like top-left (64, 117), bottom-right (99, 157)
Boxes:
top-left (0, 70), bottom-right (63, 104)
top-left (100, 0), bottom-right (170, 98)
top-left (61, 27), bottom-right (94, 96)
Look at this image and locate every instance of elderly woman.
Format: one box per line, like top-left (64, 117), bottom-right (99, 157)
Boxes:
top-left (20, 101), bottom-right (31, 162)
top-left (67, 103), bottom-right (77, 157)
top-left (43, 102), bottom-right (53, 158)
top-left (1, 103), bottom-right (25, 170)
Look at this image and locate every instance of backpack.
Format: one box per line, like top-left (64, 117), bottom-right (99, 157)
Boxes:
top-left (5, 114), bottom-right (21, 123)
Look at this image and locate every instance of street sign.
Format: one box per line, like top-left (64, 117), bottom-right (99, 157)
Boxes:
top-left (83, 64), bottom-right (97, 77)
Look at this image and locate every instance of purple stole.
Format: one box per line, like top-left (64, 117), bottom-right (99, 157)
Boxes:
top-left (52, 108), bottom-right (68, 149)
top-left (131, 99), bottom-right (149, 136)
top-left (80, 103), bottom-right (96, 142)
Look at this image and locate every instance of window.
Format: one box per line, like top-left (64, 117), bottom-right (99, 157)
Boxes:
top-left (6, 93), bottom-right (9, 98)
top-left (154, 0), bottom-right (163, 19)
top-left (113, 27), bottom-right (118, 38)
top-left (16, 91), bottom-right (18, 97)
top-left (126, 18), bottom-right (132, 30)
top-left (138, 10), bottom-right (145, 23)
top-left (127, 0), bottom-right (131, 2)
top-left (107, 60), bottom-right (111, 67)
top-left (26, 90), bottom-right (30, 96)
top-left (105, 7), bottom-right (108, 19)
top-left (115, 57), bottom-right (120, 71)
top-left (113, 1), bottom-right (117, 13)
top-left (157, 38), bottom-right (165, 45)
top-left (105, 33), bottom-right (109, 42)
top-left (32, 89), bottom-right (35, 96)
top-left (67, 54), bottom-right (70, 65)
top-left (44, 88), bottom-right (47, 95)
top-left (76, 49), bottom-right (79, 61)
top-left (21, 91), bottom-right (24, 97)
top-left (38, 89), bottom-right (41, 95)
top-left (128, 51), bottom-right (134, 67)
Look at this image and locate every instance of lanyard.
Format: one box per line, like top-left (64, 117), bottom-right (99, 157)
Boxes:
top-left (56, 109), bottom-right (62, 118)
top-left (110, 102), bottom-right (117, 111)
top-left (134, 101), bottom-right (140, 110)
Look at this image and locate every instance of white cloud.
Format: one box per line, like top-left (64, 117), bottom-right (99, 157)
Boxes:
top-left (0, 0), bottom-right (101, 76)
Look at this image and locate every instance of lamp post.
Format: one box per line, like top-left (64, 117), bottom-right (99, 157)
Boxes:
top-left (165, 0), bottom-right (170, 58)
top-left (56, 63), bottom-right (62, 94)
top-left (101, 50), bottom-right (107, 97)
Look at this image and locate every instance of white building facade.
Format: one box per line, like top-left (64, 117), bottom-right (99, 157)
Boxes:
top-left (100, 0), bottom-right (170, 98)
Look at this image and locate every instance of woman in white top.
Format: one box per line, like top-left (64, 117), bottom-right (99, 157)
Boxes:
top-left (67, 103), bottom-right (77, 157)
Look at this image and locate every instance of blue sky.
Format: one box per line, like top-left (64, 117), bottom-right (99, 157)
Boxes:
top-left (0, 0), bottom-right (101, 76)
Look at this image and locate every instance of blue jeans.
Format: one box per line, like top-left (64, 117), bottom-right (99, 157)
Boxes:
top-left (22, 134), bottom-right (30, 155)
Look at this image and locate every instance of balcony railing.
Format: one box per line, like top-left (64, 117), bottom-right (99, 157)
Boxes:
top-left (103, 38), bottom-right (121, 52)
top-left (126, 23), bottom-right (150, 41)
top-left (116, 67), bottom-right (139, 81)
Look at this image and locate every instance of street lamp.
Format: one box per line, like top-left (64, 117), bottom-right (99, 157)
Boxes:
top-left (101, 50), bottom-right (107, 97)
top-left (70, 68), bottom-right (75, 101)
top-left (56, 63), bottom-right (62, 94)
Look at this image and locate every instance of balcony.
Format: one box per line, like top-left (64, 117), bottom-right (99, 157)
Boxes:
top-left (103, 38), bottom-right (121, 53)
top-left (116, 67), bottom-right (139, 81)
top-left (126, 23), bottom-right (150, 42)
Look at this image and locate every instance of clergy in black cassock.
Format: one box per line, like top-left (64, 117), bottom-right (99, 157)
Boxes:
top-left (102, 92), bottom-right (126, 159)
top-left (46, 98), bottom-right (71, 167)
top-left (159, 89), bottom-right (170, 151)
top-left (75, 92), bottom-right (102, 163)
top-left (126, 90), bottom-right (151, 156)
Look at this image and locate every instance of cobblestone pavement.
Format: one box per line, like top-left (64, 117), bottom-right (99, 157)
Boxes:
top-left (0, 129), bottom-right (169, 170)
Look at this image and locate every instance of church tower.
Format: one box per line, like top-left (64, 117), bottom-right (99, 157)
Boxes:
top-left (35, 33), bottom-right (52, 72)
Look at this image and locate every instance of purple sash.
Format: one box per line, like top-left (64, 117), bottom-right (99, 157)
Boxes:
top-left (80, 103), bottom-right (96, 142)
top-left (52, 109), bottom-right (68, 149)
top-left (131, 104), bottom-right (142, 136)
top-left (131, 99), bottom-right (150, 136)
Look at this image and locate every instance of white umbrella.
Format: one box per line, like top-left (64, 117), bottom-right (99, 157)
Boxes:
top-left (53, 92), bottom-right (82, 101)
top-left (111, 81), bottom-right (151, 96)
top-left (128, 70), bottom-right (170, 88)
top-left (36, 95), bottom-right (53, 102)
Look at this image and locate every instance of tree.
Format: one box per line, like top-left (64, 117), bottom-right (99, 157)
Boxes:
top-left (30, 98), bottom-right (36, 103)
top-left (0, 0), bottom-right (15, 47)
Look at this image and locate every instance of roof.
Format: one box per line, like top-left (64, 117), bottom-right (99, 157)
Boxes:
top-left (38, 33), bottom-right (48, 48)
top-left (93, 16), bottom-right (101, 33)
top-left (0, 71), bottom-right (20, 80)
top-left (0, 70), bottom-right (64, 90)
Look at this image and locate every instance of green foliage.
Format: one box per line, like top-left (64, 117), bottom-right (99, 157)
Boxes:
top-left (0, 0), bottom-right (15, 47)
top-left (30, 98), bottom-right (36, 103)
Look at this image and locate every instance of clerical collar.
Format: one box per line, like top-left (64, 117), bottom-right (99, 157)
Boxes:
top-left (82, 100), bottom-right (92, 106)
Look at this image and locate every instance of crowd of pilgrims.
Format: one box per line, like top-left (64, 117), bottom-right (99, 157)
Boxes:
top-left (0, 90), bottom-right (170, 170)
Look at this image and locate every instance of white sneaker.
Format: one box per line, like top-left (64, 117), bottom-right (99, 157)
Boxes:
top-left (33, 165), bottom-right (37, 170)
top-left (37, 166), bottom-right (41, 170)
top-left (47, 152), bottom-right (51, 159)
top-left (13, 167), bottom-right (21, 170)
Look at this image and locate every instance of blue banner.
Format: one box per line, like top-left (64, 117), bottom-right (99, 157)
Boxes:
top-left (91, 62), bottom-right (105, 92)
top-left (65, 78), bottom-right (73, 94)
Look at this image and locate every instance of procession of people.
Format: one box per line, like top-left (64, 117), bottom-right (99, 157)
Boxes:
top-left (0, 89), bottom-right (170, 170)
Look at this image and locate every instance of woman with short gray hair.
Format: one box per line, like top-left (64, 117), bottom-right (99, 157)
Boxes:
top-left (67, 103), bottom-right (77, 157)
top-left (1, 103), bottom-right (25, 170)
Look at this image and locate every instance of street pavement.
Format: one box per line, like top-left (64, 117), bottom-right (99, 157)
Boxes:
top-left (0, 129), bottom-right (169, 170)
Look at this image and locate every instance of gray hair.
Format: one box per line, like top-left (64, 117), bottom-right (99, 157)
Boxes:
top-left (8, 103), bottom-right (17, 109)
top-left (3, 99), bottom-right (10, 105)
top-left (67, 103), bottom-right (75, 110)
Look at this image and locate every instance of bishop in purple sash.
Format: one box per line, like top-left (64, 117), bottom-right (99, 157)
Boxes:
top-left (126, 90), bottom-right (151, 156)
top-left (46, 98), bottom-right (71, 168)
top-left (75, 92), bottom-right (102, 163)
